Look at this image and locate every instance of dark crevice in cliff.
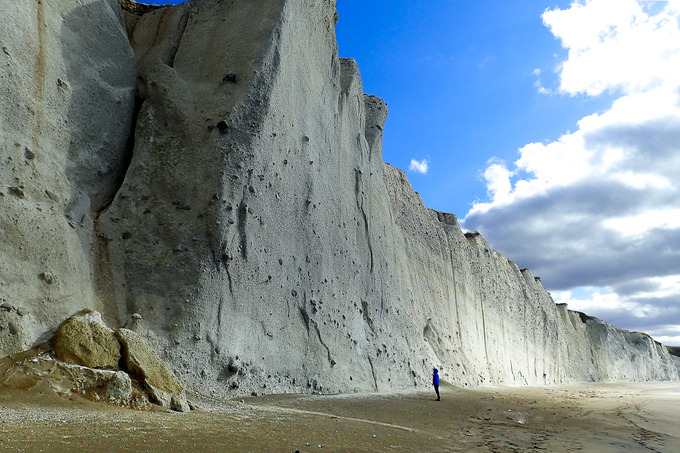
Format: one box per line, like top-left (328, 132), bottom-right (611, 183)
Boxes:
top-left (310, 318), bottom-right (333, 367)
top-left (448, 249), bottom-right (463, 342)
top-left (94, 2), bottom-right (165, 219)
top-left (367, 356), bottom-right (378, 391)
top-left (93, 90), bottom-right (142, 219)
top-left (513, 268), bottom-right (532, 381)
top-left (224, 258), bottom-right (235, 296)
top-left (299, 307), bottom-right (310, 335)
top-left (210, 242), bottom-right (235, 294)
top-left (168, 8), bottom-right (190, 68)
top-left (237, 201), bottom-right (248, 260)
top-left (578, 311), bottom-right (597, 324)
top-left (355, 169), bottom-right (374, 273)
top-left (478, 284), bottom-right (491, 381)
top-left (216, 293), bottom-right (225, 334)
top-left (361, 299), bottom-right (374, 332)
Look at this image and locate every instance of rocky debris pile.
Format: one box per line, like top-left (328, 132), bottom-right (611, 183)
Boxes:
top-left (0, 310), bottom-right (190, 412)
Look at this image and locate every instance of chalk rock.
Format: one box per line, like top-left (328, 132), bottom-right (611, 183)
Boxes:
top-left (116, 328), bottom-right (189, 412)
top-left (0, 305), bottom-right (24, 357)
top-left (88, 0), bottom-right (679, 398)
top-left (672, 357), bottom-right (680, 375)
top-left (0, 344), bottom-right (137, 406)
top-left (0, 0), bottom-right (677, 403)
top-left (0, 0), bottom-right (136, 357)
top-left (53, 310), bottom-right (121, 370)
top-left (668, 348), bottom-right (680, 374)
top-left (105, 371), bottom-right (133, 401)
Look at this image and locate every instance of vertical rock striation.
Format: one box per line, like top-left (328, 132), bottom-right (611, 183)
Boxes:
top-left (0, 0), bottom-right (136, 356)
top-left (1, 0), bottom-right (677, 401)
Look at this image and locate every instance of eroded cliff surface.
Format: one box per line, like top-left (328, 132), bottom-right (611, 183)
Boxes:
top-left (0, 0), bottom-right (136, 355)
top-left (1, 0), bottom-right (677, 401)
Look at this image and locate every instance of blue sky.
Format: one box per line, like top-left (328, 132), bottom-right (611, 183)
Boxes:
top-left (336, 0), bottom-right (614, 215)
top-left (137, 1), bottom-right (680, 345)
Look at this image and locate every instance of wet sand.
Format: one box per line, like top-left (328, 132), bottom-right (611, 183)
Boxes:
top-left (0, 381), bottom-right (679, 452)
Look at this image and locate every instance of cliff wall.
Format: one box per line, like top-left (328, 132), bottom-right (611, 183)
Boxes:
top-left (0, 0), bottom-right (676, 401)
top-left (0, 0), bottom-right (136, 353)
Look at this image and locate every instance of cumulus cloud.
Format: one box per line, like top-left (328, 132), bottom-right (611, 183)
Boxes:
top-left (409, 157), bottom-right (430, 174)
top-left (462, 0), bottom-right (680, 345)
top-left (543, 0), bottom-right (680, 96)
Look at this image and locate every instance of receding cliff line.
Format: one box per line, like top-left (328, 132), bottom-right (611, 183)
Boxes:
top-left (0, 0), bottom-right (677, 403)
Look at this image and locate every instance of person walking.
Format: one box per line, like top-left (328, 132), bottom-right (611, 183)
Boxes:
top-left (433, 368), bottom-right (441, 401)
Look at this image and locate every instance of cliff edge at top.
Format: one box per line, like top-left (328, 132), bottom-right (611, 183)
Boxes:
top-left (0, 0), bottom-right (676, 403)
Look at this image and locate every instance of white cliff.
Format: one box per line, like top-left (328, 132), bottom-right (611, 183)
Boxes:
top-left (0, 0), bottom-right (137, 355)
top-left (0, 0), bottom-right (677, 403)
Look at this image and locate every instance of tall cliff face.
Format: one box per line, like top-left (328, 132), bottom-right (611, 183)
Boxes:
top-left (1, 0), bottom-right (677, 400)
top-left (0, 0), bottom-right (136, 354)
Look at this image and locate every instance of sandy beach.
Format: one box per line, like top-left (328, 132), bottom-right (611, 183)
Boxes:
top-left (0, 381), bottom-right (678, 452)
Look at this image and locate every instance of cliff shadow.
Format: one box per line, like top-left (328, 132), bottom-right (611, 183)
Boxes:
top-left (60, 0), bottom-right (138, 321)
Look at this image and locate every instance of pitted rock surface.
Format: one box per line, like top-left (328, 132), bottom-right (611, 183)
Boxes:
top-left (0, 0), bottom-right (677, 403)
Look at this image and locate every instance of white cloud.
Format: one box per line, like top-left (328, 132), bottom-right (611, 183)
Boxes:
top-left (543, 0), bottom-right (680, 96)
top-left (603, 208), bottom-right (680, 237)
top-left (481, 160), bottom-right (513, 203)
top-left (552, 287), bottom-right (644, 317)
top-left (532, 68), bottom-right (553, 94)
top-left (463, 0), bottom-right (680, 345)
top-left (409, 157), bottom-right (430, 175)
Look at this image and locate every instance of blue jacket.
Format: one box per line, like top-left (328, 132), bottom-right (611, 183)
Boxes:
top-left (433, 369), bottom-right (440, 386)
